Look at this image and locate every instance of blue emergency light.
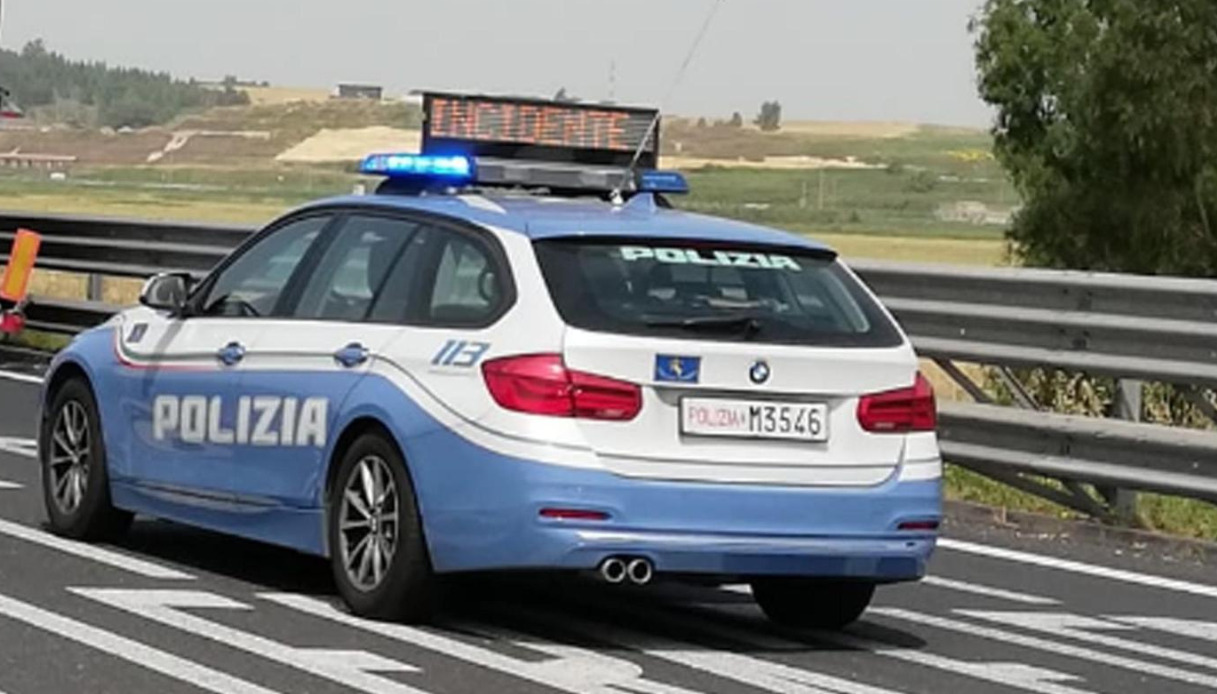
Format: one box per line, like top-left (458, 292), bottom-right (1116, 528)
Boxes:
top-left (360, 153), bottom-right (474, 180)
top-left (637, 170), bottom-right (690, 195)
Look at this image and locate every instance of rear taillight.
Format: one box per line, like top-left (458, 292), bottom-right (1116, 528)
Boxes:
top-left (539, 507), bottom-right (611, 521)
top-left (897, 519), bottom-right (941, 532)
top-left (856, 372), bottom-right (937, 433)
top-left (482, 354), bottom-right (642, 421)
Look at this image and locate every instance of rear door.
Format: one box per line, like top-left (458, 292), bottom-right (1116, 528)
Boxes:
top-left (534, 238), bottom-right (917, 486)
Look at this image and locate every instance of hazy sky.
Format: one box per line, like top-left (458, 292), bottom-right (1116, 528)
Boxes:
top-left (1, 1), bottom-right (992, 126)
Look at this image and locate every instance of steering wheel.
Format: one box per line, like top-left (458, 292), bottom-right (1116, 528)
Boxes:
top-left (208, 295), bottom-right (261, 318)
top-left (232, 299), bottom-right (261, 318)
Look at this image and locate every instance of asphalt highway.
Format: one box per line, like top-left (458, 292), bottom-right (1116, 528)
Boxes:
top-left (2, 367), bottom-right (1216, 694)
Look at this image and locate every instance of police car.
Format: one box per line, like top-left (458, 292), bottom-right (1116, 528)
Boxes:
top-left (39, 93), bottom-right (941, 628)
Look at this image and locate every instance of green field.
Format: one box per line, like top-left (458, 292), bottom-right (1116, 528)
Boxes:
top-left (0, 126), bottom-right (1015, 267)
top-left (0, 101), bottom-right (1017, 263)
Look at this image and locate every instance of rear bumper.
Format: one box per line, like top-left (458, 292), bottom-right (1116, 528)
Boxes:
top-left (410, 429), bottom-right (942, 580)
top-left (532, 527), bottom-right (935, 580)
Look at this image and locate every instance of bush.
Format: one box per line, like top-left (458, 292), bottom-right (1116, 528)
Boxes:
top-left (904, 170), bottom-right (938, 193)
top-left (755, 101), bottom-right (782, 132)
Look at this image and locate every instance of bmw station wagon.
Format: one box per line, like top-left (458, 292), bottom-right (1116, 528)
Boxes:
top-left (39, 93), bottom-right (941, 628)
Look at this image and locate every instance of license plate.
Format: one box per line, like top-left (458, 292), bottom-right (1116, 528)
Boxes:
top-left (680, 398), bottom-right (829, 442)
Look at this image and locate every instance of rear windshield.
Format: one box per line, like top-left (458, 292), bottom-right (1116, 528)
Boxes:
top-left (534, 239), bottom-right (904, 347)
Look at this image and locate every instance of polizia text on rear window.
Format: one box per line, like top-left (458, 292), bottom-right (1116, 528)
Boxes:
top-left (535, 239), bottom-right (903, 347)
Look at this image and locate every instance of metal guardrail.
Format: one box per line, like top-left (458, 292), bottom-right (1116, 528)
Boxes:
top-left (4, 211), bottom-right (1217, 516)
top-left (0, 211), bottom-right (244, 278)
top-left (852, 261), bottom-right (1217, 388)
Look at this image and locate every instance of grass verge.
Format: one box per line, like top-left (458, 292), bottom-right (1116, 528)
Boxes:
top-left (946, 464), bottom-right (1217, 541)
top-left (3, 329), bottom-right (70, 353)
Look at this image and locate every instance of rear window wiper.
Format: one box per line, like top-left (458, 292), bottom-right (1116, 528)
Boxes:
top-left (644, 314), bottom-right (765, 339)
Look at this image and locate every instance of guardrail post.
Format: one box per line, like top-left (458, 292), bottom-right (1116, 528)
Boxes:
top-left (1099, 379), bottom-right (1143, 521)
top-left (86, 274), bottom-right (103, 303)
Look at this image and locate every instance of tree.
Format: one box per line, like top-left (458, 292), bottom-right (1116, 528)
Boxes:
top-left (0, 39), bottom-right (250, 128)
top-left (973, 0), bottom-right (1217, 275)
top-left (755, 101), bottom-right (782, 132)
top-left (728, 111), bottom-right (744, 128)
top-left (216, 74), bottom-right (249, 107)
top-left (103, 89), bottom-right (160, 128)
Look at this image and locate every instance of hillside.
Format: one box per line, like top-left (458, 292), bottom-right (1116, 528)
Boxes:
top-left (0, 96), bottom-right (988, 171)
top-left (0, 99), bottom-right (422, 167)
top-left (0, 90), bottom-right (1014, 256)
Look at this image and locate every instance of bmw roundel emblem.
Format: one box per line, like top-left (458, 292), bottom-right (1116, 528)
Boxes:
top-left (749, 360), bottom-right (771, 385)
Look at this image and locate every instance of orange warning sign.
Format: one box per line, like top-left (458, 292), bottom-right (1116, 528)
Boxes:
top-left (0, 229), bottom-right (42, 303)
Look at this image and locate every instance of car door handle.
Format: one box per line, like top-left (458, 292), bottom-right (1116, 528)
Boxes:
top-left (216, 341), bottom-right (246, 366)
top-left (334, 343), bottom-right (370, 368)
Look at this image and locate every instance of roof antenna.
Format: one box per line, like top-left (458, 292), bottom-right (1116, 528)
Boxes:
top-left (615, 0), bottom-right (725, 203)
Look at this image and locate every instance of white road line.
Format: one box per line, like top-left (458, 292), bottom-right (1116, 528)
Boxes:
top-left (872, 607), bottom-right (1217, 688)
top-left (960, 611), bottom-right (1217, 673)
top-left (0, 480), bottom-right (23, 490)
top-left (725, 578), bottom-right (1060, 606)
top-left (1114, 616), bottom-right (1217, 643)
top-left (938, 538), bottom-right (1217, 599)
top-left (262, 592), bottom-right (701, 694)
top-left (509, 600), bottom-right (1095, 694)
top-left (0, 518), bottom-right (193, 580)
top-left (494, 608), bottom-right (911, 694)
top-left (0, 591), bottom-right (279, 694)
top-left (75, 590), bottom-right (425, 694)
top-left (0, 437), bottom-right (37, 459)
top-left (920, 576), bottom-right (1061, 605)
top-left (0, 370), bottom-right (42, 385)
top-left (450, 621), bottom-right (709, 694)
top-left (832, 635), bottom-right (1096, 694)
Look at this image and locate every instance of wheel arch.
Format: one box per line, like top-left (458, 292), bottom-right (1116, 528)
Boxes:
top-left (321, 415), bottom-right (424, 557)
top-left (41, 359), bottom-right (94, 431)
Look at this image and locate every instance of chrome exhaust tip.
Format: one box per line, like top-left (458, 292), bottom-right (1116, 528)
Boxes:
top-left (626, 557), bottom-right (654, 585)
top-left (599, 557), bottom-right (627, 584)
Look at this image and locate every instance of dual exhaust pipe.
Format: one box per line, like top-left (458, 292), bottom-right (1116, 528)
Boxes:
top-left (598, 556), bottom-right (654, 586)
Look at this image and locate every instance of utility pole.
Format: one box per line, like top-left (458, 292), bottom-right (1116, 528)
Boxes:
top-left (608, 60), bottom-right (617, 103)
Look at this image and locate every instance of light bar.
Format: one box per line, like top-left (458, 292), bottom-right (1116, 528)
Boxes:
top-left (637, 170), bottom-right (690, 195)
top-left (360, 153), bottom-right (474, 180)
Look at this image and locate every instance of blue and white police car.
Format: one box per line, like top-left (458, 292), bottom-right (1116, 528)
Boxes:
top-left (39, 93), bottom-right (941, 628)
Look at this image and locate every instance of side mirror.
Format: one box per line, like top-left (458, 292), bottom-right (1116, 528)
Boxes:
top-left (139, 273), bottom-right (192, 314)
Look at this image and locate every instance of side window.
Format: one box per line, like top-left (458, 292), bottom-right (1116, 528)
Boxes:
top-left (366, 227), bottom-right (431, 324)
top-left (291, 215), bottom-right (419, 322)
top-left (200, 216), bottom-right (328, 317)
top-left (424, 230), bottom-right (507, 326)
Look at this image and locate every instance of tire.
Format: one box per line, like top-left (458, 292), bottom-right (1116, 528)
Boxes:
top-left (328, 431), bottom-right (437, 623)
top-left (751, 579), bottom-right (876, 630)
top-left (40, 377), bottom-right (133, 541)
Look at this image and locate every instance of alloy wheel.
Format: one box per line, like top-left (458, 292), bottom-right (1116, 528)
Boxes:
top-left (48, 400), bottom-right (91, 515)
top-left (338, 455), bottom-right (400, 591)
